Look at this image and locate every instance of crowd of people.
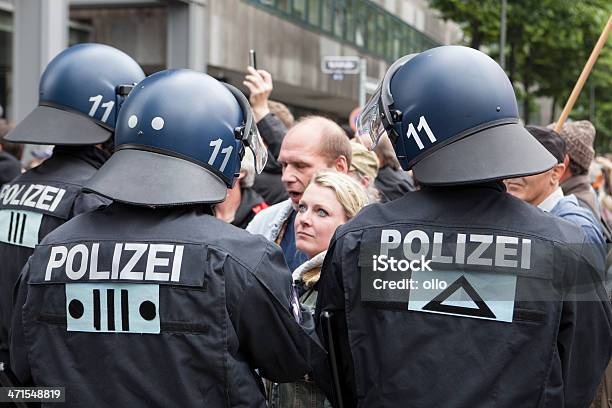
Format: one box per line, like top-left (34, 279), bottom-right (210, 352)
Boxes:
top-left (0, 43), bottom-right (609, 408)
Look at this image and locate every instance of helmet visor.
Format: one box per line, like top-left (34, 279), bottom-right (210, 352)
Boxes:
top-left (356, 83), bottom-right (386, 150)
top-left (245, 117), bottom-right (268, 174)
top-left (222, 83), bottom-right (268, 174)
top-left (357, 53), bottom-right (419, 151)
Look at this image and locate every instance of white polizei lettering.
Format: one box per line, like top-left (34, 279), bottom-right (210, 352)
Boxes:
top-left (495, 236), bottom-right (519, 268)
top-left (0, 183), bottom-right (68, 212)
top-left (375, 230), bottom-right (531, 269)
top-left (380, 229), bottom-right (401, 257)
top-left (467, 234), bottom-right (493, 266)
top-left (36, 185), bottom-right (58, 211)
top-left (170, 245), bottom-right (184, 282)
top-left (2, 185), bottom-right (16, 204)
top-left (9, 185), bottom-right (26, 205)
top-left (111, 243), bottom-right (123, 279)
top-left (403, 229), bottom-right (430, 260)
top-left (145, 244), bottom-right (172, 281)
top-left (18, 185), bottom-right (35, 205)
top-left (22, 185), bottom-right (43, 208)
top-left (65, 244), bottom-right (89, 280)
top-left (119, 243), bottom-right (147, 280)
top-left (48, 188), bottom-right (66, 212)
top-left (432, 232), bottom-right (453, 263)
top-left (45, 246), bottom-right (68, 281)
top-left (45, 242), bottom-right (186, 282)
top-left (89, 243), bottom-right (110, 279)
top-left (0, 184), bottom-right (9, 199)
top-left (2, 185), bottom-right (19, 205)
top-left (455, 233), bottom-right (467, 264)
top-left (521, 239), bottom-right (532, 269)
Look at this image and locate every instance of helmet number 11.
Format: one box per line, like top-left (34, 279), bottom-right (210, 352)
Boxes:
top-left (406, 116), bottom-right (437, 150)
top-left (88, 95), bottom-right (115, 123)
top-left (208, 138), bottom-right (234, 172)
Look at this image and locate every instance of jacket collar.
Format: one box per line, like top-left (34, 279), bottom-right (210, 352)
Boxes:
top-left (292, 250), bottom-right (327, 282)
top-left (561, 174), bottom-right (591, 195)
top-left (538, 186), bottom-right (564, 212)
top-left (422, 180), bottom-right (506, 193)
top-left (53, 145), bottom-right (110, 169)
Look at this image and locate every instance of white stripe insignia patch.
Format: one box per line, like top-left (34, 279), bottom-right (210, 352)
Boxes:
top-left (0, 209), bottom-right (42, 248)
top-left (66, 283), bottom-right (160, 334)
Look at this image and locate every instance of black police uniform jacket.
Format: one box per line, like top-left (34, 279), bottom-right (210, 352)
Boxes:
top-left (314, 182), bottom-right (612, 408)
top-left (10, 203), bottom-right (321, 407)
top-left (0, 146), bottom-right (109, 365)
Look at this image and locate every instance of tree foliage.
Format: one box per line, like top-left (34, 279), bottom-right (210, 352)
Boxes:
top-left (428, 0), bottom-right (612, 153)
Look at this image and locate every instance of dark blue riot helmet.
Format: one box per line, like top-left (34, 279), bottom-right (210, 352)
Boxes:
top-left (85, 69), bottom-right (268, 206)
top-left (5, 43), bottom-right (145, 145)
top-left (357, 46), bottom-right (556, 185)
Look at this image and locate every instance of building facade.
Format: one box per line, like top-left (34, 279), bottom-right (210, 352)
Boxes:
top-left (1, 0), bottom-right (460, 124)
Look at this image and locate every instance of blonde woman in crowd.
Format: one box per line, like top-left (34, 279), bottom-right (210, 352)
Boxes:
top-left (274, 170), bottom-right (369, 408)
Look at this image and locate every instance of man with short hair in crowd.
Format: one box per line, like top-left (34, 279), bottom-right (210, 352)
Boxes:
top-left (505, 126), bottom-right (605, 263)
top-left (247, 116), bottom-right (351, 270)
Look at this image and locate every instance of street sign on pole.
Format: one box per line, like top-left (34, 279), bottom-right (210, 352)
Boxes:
top-left (358, 59), bottom-right (367, 107)
top-left (321, 56), bottom-right (361, 74)
top-left (322, 56), bottom-right (367, 105)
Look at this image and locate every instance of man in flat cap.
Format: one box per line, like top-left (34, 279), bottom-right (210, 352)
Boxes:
top-left (505, 126), bottom-right (605, 259)
top-left (550, 120), bottom-right (599, 218)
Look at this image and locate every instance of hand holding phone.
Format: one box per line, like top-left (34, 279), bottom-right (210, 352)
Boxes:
top-left (243, 62), bottom-right (273, 122)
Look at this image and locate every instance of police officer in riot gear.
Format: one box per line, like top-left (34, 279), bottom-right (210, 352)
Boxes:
top-left (315, 46), bottom-right (612, 407)
top-left (0, 43), bottom-right (145, 373)
top-left (10, 69), bottom-right (321, 407)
